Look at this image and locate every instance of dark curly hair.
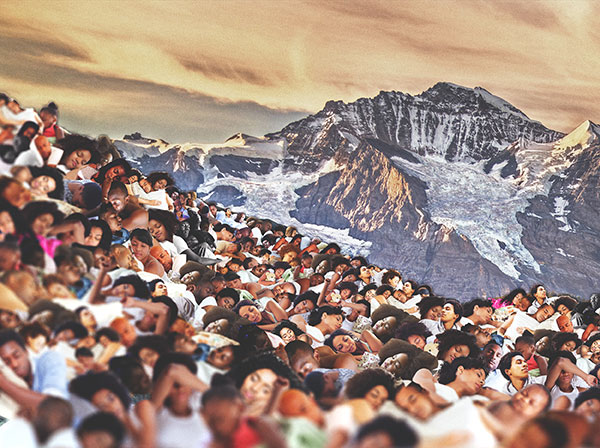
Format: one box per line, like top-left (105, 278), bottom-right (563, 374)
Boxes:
top-left (22, 201), bottom-right (64, 230)
top-left (69, 371), bottom-right (131, 410)
top-left (395, 321), bottom-right (431, 341)
top-left (146, 172), bottom-right (174, 189)
top-left (273, 320), bottom-right (304, 339)
top-left (436, 329), bottom-right (478, 361)
top-left (344, 368), bottom-right (395, 400)
top-left (148, 208), bottom-right (179, 241)
top-left (152, 352), bottom-right (197, 382)
top-left (127, 334), bottom-right (170, 360)
top-left (227, 352), bottom-right (304, 391)
top-left (57, 134), bottom-right (100, 165)
top-left (28, 166), bottom-right (65, 200)
top-left (438, 356), bottom-right (487, 385)
top-left (324, 329), bottom-right (366, 355)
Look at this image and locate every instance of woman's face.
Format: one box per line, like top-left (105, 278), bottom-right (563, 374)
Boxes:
top-left (153, 281), bottom-right (168, 297)
top-left (292, 299), bottom-right (315, 315)
top-left (92, 389), bottom-right (126, 420)
top-left (372, 316), bottom-right (397, 340)
top-left (332, 334), bottom-right (357, 353)
top-left (153, 179), bottom-right (167, 190)
top-left (424, 305), bottom-right (442, 321)
top-left (130, 237), bottom-right (150, 261)
top-left (30, 175), bottom-right (56, 195)
top-left (65, 149), bottom-right (91, 170)
top-left (85, 226), bottom-right (104, 247)
top-left (407, 334), bottom-right (426, 350)
top-left (0, 211), bottom-right (15, 236)
top-left (148, 219), bottom-right (167, 241)
top-left (279, 327), bottom-right (296, 344)
top-left (2, 181), bottom-right (31, 208)
top-left (364, 384), bottom-right (389, 410)
top-left (240, 368), bottom-right (277, 410)
top-left (79, 308), bottom-right (97, 329)
top-left (238, 305), bottom-right (261, 323)
top-left (205, 318), bottom-right (229, 334)
top-left (31, 213), bottom-right (54, 237)
top-left (511, 293), bottom-right (524, 306)
top-left (217, 296), bottom-right (235, 310)
top-left (138, 347), bottom-right (159, 367)
top-left (443, 344), bottom-right (469, 363)
top-left (107, 165), bottom-right (126, 180)
top-left (139, 178), bottom-right (152, 193)
top-left (556, 304), bottom-right (570, 316)
top-left (403, 282), bottom-right (414, 296)
top-left (381, 353), bottom-right (409, 377)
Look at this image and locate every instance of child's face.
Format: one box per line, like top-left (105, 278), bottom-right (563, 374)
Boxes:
top-left (302, 257), bottom-right (312, 268)
top-left (202, 398), bottom-right (244, 440)
top-left (274, 268), bottom-right (285, 278)
top-left (515, 342), bottom-right (535, 361)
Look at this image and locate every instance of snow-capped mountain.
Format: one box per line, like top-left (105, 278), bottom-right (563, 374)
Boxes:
top-left (114, 83), bottom-right (600, 300)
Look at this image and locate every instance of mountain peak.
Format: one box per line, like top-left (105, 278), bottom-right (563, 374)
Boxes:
top-left (555, 120), bottom-right (600, 150)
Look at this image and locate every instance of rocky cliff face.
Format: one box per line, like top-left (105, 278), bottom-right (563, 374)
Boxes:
top-left (115, 84), bottom-right (600, 300)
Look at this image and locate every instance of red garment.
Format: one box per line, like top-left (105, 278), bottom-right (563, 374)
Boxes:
top-left (231, 418), bottom-right (262, 448)
top-left (526, 355), bottom-right (539, 371)
top-left (42, 123), bottom-right (57, 138)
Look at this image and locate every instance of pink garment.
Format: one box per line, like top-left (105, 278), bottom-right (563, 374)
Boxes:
top-left (37, 235), bottom-right (62, 258)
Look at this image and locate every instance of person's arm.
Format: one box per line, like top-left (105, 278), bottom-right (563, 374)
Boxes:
top-left (144, 257), bottom-right (165, 277)
top-left (265, 300), bottom-right (287, 322)
top-left (360, 330), bottom-right (383, 353)
top-left (546, 357), bottom-right (598, 389)
top-left (0, 370), bottom-right (45, 413)
top-left (151, 364), bottom-right (208, 410)
top-left (316, 279), bottom-right (331, 307)
top-left (121, 208), bottom-right (149, 232)
top-left (96, 342), bottom-right (123, 366)
top-left (121, 296), bottom-right (170, 334)
top-left (130, 399), bottom-right (156, 448)
top-left (88, 266), bottom-right (109, 304)
top-left (533, 353), bottom-right (548, 375)
top-left (498, 315), bottom-right (515, 336)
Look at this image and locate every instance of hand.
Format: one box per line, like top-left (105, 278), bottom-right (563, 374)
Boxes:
top-left (121, 296), bottom-right (137, 308)
top-left (585, 374), bottom-right (598, 387)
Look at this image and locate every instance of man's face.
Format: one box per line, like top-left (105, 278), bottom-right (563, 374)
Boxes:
top-left (34, 136), bottom-right (51, 159)
top-left (506, 355), bottom-right (529, 380)
top-left (534, 305), bottom-right (554, 323)
top-left (291, 353), bottom-right (319, 378)
top-left (474, 305), bottom-right (493, 324)
top-left (108, 192), bottom-right (127, 213)
top-left (557, 316), bottom-right (574, 333)
top-left (198, 282), bottom-right (216, 299)
top-left (0, 341), bottom-right (31, 380)
top-left (0, 248), bottom-right (20, 271)
top-left (482, 344), bottom-right (502, 371)
top-left (511, 385), bottom-right (548, 418)
top-left (102, 211), bottom-right (122, 232)
top-left (150, 246), bottom-right (172, 271)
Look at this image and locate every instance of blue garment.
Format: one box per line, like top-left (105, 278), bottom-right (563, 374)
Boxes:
top-left (32, 350), bottom-right (68, 399)
top-left (112, 228), bottom-right (130, 245)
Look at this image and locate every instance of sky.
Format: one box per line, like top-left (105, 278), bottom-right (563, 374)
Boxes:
top-left (1, 0), bottom-right (599, 143)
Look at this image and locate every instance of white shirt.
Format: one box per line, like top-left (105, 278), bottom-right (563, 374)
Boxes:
top-left (155, 407), bottom-right (210, 448)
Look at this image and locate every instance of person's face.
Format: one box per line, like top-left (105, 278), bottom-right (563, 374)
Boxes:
top-left (111, 283), bottom-right (135, 298)
top-left (31, 212), bottom-right (54, 237)
top-left (506, 355), bottom-right (529, 380)
top-left (515, 297), bottom-right (531, 312)
top-left (107, 165), bottom-right (125, 180)
top-left (402, 281), bottom-right (414, 295)
top-left (55, 328), bottom-right (75, 343)
top-left (150, 246), bottom-right (172, 271)
top-left (322, 312), bottom-right (343, 333)
top-left (558, 341), bottom-right (576, 353)
top-left (557, 316), bottom-right (574, 333)
top-left (65, 149), bottom-right (91, 170)
top-left (511, 293), bottom-right (524, 306)
top-left (441, 303), bottom-right (457, 323)
top-left (113, 320), bottom-right (137, 347)
top-left (91, 389), bottom-right (126, 420)
top-left (148, 219), bottom-right (167, 241)
top-left (534, 305), bottom-right (554, 322)
top-left (511, 386), bottom-right (548, 418)
top-left (198, 282), bottom-right (215, 299)
top-left (556, 304), bottom-right (570, 316)
top-left (406, 334), bottom-right (426, 350)
top-left (279, 327), bottom-right (296, 344)
top-left (292, 354), bottom-right (319, 379)
top-left (2, 181), bottom-right (31, 208)
top-left (557, 368), bottom-right (574, 388)
top-left (238, 305), bottom-right (261, 323)
top-left (39, 110), bottom-right (56, 127)
top-left (310, 273), bottom-right (324, 286)
top-left (443, 344), bottom-right (469, 363)
top-left (209, 205), bottom-right (217, 216)
top-left (30, 175), bottom-right (56, 196)
top-left (202, 397), bottom-right (244, 440)
top-left (130, 236), bottom-right (150, 261)
top-left (482, 344), bottom-right (502, 371)
top-left (0, 211), bottom-right (15, 236)
top-left (0, 341), bottom-right (31, 380)
top-left (138, 347), bottom-right (159, 367)
top-left (473, 305), bottom-right (493, 323)
top-left (240, 368), bottom-right (277, 409)
top-left (332, 334), bottom-right (356, 353)
top-left (395, 385), bottom-right (437, 420)
top-left (381, 353), bottom-right (409, 377)
top-left (152, 281), bottom-right (168, 297)
top-left (365, 384), bottom-right (388, 410)
top-left (535, 286), bottom-right (546, 300)
top-left (79, 309), bottom-right (97, 329)
top-left (252, 265), bottom-right (266, 277)
top-left (576, 398), bottom-right (600, 419)
top-left (473, 327), bottom-right (492, 348)
top-left (424, 305), bottom-right (442, 321)
top-left (207, 346), bottom-right (235, 369)
top-left (139, 178), bottom-right (152, 193)
top-left (292, 299), bottom-right (315, 315)
top-left (85, 226), bottom-right (104, 247)
top-left (103, 211), bottom-right (122, 232)
top-left (226, 278), bottom-right (242, 290)
top-left (108, 193), bottom-right (126, 213)
top-left (216, 296), bottom-right (235, 309)
top-left (457, 367), bottom-right (486, 395)
top-left (205, 318), bottom-right (229, 334)
top-left (47, 281), bottom-right (73, 299)
top-left (27, 334), bottom-right (47, 353)
top-left (372, 316), bottom-right (397, 339)
top-left (57, 262), bottom-right (82, 285)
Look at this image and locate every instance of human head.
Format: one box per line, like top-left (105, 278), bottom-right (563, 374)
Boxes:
top-left (530, 284), bottom-right (547, 301)
top-left (481, 341), bottom-right (502, 371)
top-left (150, 245), bottom-right (173, 272)
top-left (394, 382), bottom-right (440, 421)
top-left (77, 411), bottom-right (126, 448)
top-left (395, 321), bottom-right (430, 350)
top-left (499, 351), bottom-right (529, 382)
top-left (463, 298), bottom-right (493, 325)
top-left (417, 296), bottom-right (445, 320)
top-left (58, 134), bottom-right (98, 170)
top-left (345, 368), bottom-right (395, 410)
top-left (533, 303), bottom-right (555, 323)
top-left (438, 356), bottom-right (487, 396)
top-left (307, 305), bottom-right (344, 334)
top-left (0, 176), bottom-right (31, 208)
top-left (355, 415), bottom-right (418, 448)
top-left (436, 329), bottom-right (478, 363)
top-left (557, 315), bottom-right (574, 333)
top-left (69, 371), bottom-right (131, 419)
top-left (129, 228), bottom-right (153, 261)
top-left (285, 340), bottom-right (319, 379)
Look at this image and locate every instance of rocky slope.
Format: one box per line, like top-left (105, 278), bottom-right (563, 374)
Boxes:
top-left (115, 83), bottom-right (600, 299)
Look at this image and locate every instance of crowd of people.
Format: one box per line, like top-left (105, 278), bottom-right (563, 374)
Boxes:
top-left (0, 91), bottom-right (599, 448)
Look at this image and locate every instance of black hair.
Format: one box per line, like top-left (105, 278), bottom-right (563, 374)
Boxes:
top-left (498, 351), bottom-right (524, 381)
top-left (547, 350), bottom-right (577, 369)
top-left (75, 347), bottom-right (93, 358)
top-left (63, 213), bottom-right (91, 236)
top-left (80, 182), bottom-right (103, 210)
top-left (76, 412), bottom-right (126, 446)
top-left (28, 166), bottom-right (65, 200)
top-left (324, 329), bottom-right (364, 354)
top-left (223, 271), bottom-right (240, 282)
top-left (22, 201), bottom-right (64, 231)
top-left (351, 255), bottom-right (368, 266)
top-left (303, 371), bottom-right (326, 400)
top-left (462, 298), bottom-right (493, 317)
top-left (436, 330), bottom-right (478, 361)
top-left (418, 296), bottom-right (445, 319)
top-left (307, 305), bottom-right (343, 326)
top-left (112, 274), bottom-right (150, 299)
top-left (284, 340), bottom-right (314, 362)
top-left (69, 371), bottom-right (131, 410)
top-left (0, 329), bottom-right (26, 349)
top-left (201, 385), bottom-right (242, 407)
top-left (320, 243), bottom-right (340, 254)
top-left (88, 219), bottom-right (112, 249)
top-left (395, 321), bottom-right (431, 341)
top-left (444, 298), bottom-right (464, 322)
top-left (415, 284), bottom-right (433, 297)
top-left (127, 334), bottom-right (170, 360)
top-left (148, 208), bottom-right (179, 241)
top-left (152, 352), bottom-right (197, 382)
top-left (356, 415), bottom-right (418, 448)
top-left (530, 284), bottom-right (545, 297)
top-left (54, 321), bottom-right (88, 339)
top-left (130, 228), bottom-right (153, 247)
top-left (232, 299), bottom-right (257, 315)
top-left (345, 368), bottom-right (395, 400)
top-left (359, 283), bottom-right (378, 296)
top-left (227, 258), bottom-right (243, 267)
top-left (438, 356), bottom-right (487, 384)
top-left (381, 270), bottom-right (402, 286)
top-left (227, 352), bottom-right (304, 391)
top-left (57, 134), bottom-right (99, 165)
top-left (554, 295), bottom-right (578, 312)
top-left (108, 180), bottom-right (128, 197)
top-left (292, 291), bottom-right (319, 308)
top-left (375, 284), bottom-right (395, 296)
top-left (215, 287), bottom-right (240, 305)
top-left (40, 101), bottom-right (59, 117)
top-left (146, 172), bottom-right (174, 189)
top-left (550, 332), bottom-right (582, 352)
top-left (94, 158), bottom-right (132, 184)
top-left (574, 387), bottom-right (600, 409)
top-left (150, 295), bottom-right (179, 326)
top-left (95, 327), bottom-right (121, 343)
top-left (337, 282), bottom-right (358, 296)
top-left (515, 334), bottom-right (536, 347)
top-left (273, 320), bottom-right (304, 339)
top-left (497, 288), bottom-right (527, 307)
